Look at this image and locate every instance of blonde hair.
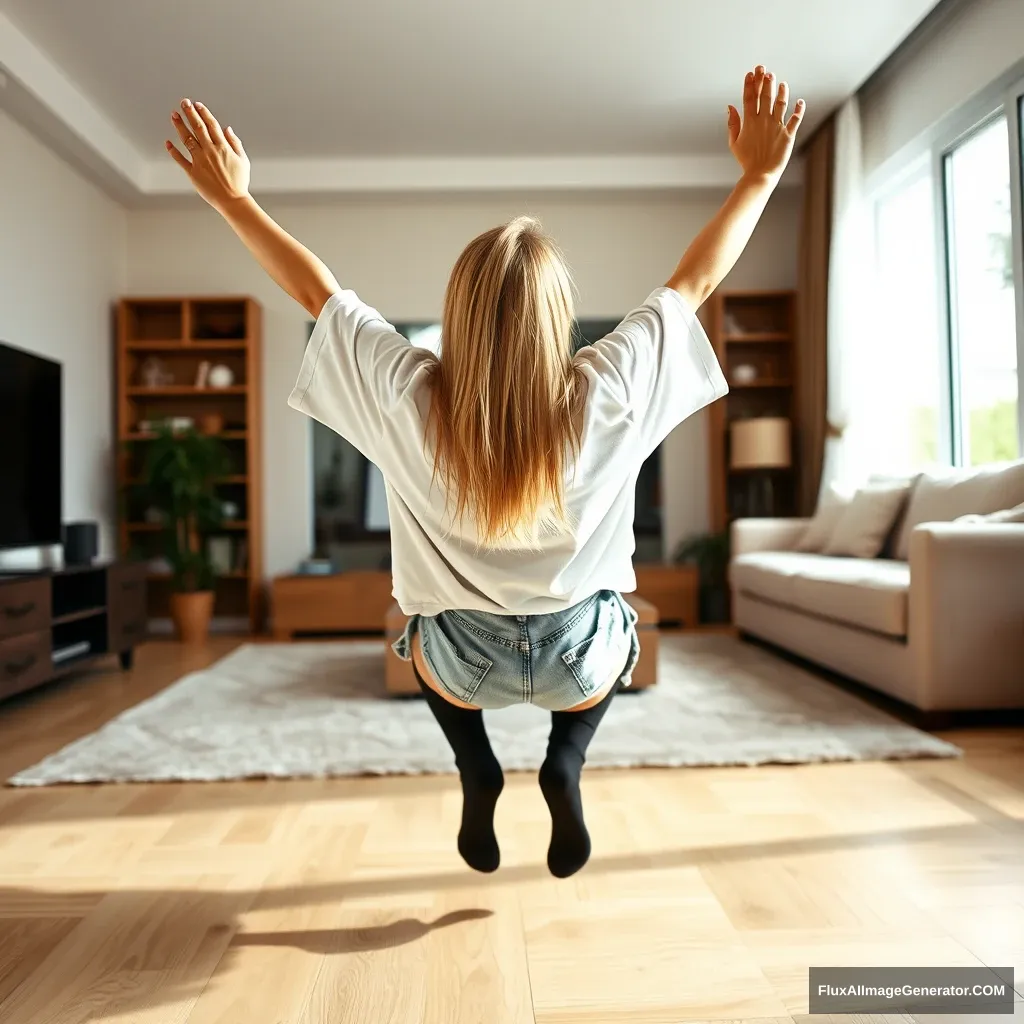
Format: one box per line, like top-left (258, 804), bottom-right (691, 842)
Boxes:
top-left (426, 216), bottom-right (586, 548)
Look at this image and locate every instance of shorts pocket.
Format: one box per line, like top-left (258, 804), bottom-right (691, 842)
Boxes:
top-left (560, 596), bottom-right (626, 698)
top-left (422, 620), bottom-right (493, 705)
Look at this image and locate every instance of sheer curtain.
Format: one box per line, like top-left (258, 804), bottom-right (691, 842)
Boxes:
top-left (821, 96), bottom-right (875, 494)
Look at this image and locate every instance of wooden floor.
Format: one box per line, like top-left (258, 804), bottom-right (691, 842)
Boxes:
top-left (0, 639), bottom-right (1022, 1024)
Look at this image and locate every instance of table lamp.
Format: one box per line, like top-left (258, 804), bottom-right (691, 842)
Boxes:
top-left (729, 417), bottom-right (792, 516)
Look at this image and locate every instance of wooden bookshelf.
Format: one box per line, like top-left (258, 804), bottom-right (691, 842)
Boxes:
top-left (115, 297), bottom-right (263, 632)
top-left (707, 290), bottom-right (797, 533)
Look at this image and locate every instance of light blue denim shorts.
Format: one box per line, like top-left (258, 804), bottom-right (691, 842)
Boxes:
top-left (391, 589), bottom-right (641, 711)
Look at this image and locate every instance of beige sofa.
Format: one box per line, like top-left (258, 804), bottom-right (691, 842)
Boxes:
top-left (730, 462), bottom-right (1024, 712)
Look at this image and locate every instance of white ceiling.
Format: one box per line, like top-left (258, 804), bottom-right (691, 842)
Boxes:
top-left (0, 0), bottom-right (941, 201)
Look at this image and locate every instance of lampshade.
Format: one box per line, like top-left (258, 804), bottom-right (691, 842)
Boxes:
top-left (730, 417), bottom-right (792, 470)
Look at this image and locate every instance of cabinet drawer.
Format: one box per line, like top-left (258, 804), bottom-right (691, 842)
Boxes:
top-left (109, 615), bottom-right (147, 652)
top-left (107, 564), bottom-right (147, 648)
top-left (0, 578), bottom-right (50, 640)
top-left (0, 630), bottom-right (51, 700)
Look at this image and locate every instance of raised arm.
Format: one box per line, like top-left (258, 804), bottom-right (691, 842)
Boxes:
top-left (165, 98), bottom-right (339, 318)
top-left (666, 66), bottom-right (805, 310)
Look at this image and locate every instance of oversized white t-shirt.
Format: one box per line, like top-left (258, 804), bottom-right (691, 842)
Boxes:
top-left (288, 286), bottom-right (727, 616)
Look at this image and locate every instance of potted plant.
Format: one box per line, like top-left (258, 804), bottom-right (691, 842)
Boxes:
top-left (138, 425), bottom-right (232, 643)
top-left (673, 530), bottom-right (731, 624)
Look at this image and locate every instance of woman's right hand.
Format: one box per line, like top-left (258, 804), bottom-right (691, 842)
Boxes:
top-left (166, 98), bottom-right (251, 212)
top-left (726, 66), bottom-right (805, 183)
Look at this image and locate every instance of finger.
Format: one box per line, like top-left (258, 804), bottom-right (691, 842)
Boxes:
top-left (193, 101), bottom-right (225, 145)
top-left (165, 140), bottom-right (192, 173)
top-left (759, 69), bottom-right (774, 116)
top-left (171, 110), bottom-right (197, 148)
top-left (742, 70), bottom-right (757, 118)
top-left (773, 81), bottom-right (790, 123)
top-left (180, 98), bottom-right (210, 144)
top-left (225, 125), bottom-right (245, 156)
top-left (726, 104), bottom-right (741, 147)
top-left (751, 65), bottom-right (766, 114)
top-left (786, 98), bottom-right (806, 135)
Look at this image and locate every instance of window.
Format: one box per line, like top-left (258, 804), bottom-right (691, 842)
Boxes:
top-left (874, 167), bottom-right (943, 470)
top-left (944, 116), bottom-right (1020, 464)
top-left (870, 71), bottom-right (1024, 471)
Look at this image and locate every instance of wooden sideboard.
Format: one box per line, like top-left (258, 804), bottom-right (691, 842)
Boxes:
top-left (270, 571), bottom-right (395, 639)
top-left (632, 563), bottom-right (699, 627)
top-left (0, 562), bottom-right (147, 703)
top-left (271, 564), bottom-right (698, 639)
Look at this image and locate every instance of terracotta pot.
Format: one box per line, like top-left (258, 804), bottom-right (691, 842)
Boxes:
top-left (198, 412), bottom-right (225, 436)
top-left (170, 591), bottom-right (215, 644)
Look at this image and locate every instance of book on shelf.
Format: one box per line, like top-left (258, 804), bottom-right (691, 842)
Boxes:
top-left (234, 538), bottom-right (248, 573)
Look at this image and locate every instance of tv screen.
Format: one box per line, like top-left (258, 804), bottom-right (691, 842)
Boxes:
top-left (0, 342), bottom-right (62, 550)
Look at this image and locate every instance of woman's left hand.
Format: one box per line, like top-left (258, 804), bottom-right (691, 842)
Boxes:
top-left (166, 98), bottom-right (250, 211)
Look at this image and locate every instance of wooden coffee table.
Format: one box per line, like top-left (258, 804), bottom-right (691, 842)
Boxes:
top-left (384, 595), bottom-right (659, 696)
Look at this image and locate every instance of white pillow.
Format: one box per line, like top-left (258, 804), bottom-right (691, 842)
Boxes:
top-left (822, 480), bottom-right (913, 558)
top-left (795, 485), bottom-right (852, 552)
top-left (955, 502), bottom-right (1024, 525)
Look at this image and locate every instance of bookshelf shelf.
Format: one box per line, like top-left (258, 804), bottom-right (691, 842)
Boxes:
top-left (126, 385), bottom-right (248, 397)
top-left (126, 341), bottom-right (248, 352)
top-left (724, 332), bottom-right (789, 343)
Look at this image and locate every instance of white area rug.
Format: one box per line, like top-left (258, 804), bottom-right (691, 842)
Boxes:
top-left (8, 635), bottom-right (959, 785)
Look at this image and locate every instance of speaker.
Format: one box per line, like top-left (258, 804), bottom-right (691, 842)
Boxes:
top-left (62, 522), bottom-right (98, 566)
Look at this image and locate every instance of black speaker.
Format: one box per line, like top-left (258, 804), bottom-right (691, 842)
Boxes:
top-left (63, 521), bottom-right (98, 566)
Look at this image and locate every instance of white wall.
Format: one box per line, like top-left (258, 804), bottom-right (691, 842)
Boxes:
top-left (126, 189), bottom-right (800, 577)
top-left (0, 109), bottom-right (126, 568)
top-left (860, 0), bottom-right (1024, 177)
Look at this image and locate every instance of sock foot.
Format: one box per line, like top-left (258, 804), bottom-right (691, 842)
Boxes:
top-left (457, 763), bottom-right (504, 873)
top-left (538, 758), bottom-right (590, 878)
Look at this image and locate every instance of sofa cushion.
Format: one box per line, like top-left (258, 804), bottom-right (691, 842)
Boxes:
top-left (794, 484), bottom-right (851, 552)
top-left (895, 460), bottom-right (1024, 560)
top-left (731, 552), bottom-right (910, 637)
top-left (823, 479), bottom-right (912, 558)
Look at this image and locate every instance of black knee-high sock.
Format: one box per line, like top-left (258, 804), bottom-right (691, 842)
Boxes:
top-left (539, 683), bottom-right (619, 878)
top-left (414, 667), bottom-right (503, 873)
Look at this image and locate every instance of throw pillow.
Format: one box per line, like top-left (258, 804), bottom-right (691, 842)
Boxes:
top-left (871, 473), bottom-right (920, 559)
top-left (822, 480), bottom-right (913, 559)
top-left (894, 459), bottom-right (1024, 560)
top-left (795, 484), bottom-right (852, 552)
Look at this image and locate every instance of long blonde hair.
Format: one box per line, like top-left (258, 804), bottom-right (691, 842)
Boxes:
top-left (427, 216), bottom-right (586, 547)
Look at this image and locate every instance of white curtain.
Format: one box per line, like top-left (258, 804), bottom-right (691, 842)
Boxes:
top-left (820, 96), bottom-right (875, 496)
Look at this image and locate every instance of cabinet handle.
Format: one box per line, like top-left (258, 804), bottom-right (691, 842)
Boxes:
top-left (4, 653), bottom-right (37, 677)
top-left (3, 602), bottom-right (36, 619)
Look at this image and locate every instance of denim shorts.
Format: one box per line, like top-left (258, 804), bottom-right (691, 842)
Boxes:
top-left (391, 589), bottom-right (641, 711)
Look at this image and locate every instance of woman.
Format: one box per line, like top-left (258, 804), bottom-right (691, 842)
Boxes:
top-left (165, 66), bottom-right (804, 878)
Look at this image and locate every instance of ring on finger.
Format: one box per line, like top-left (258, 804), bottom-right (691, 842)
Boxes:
top-left (185, 137), bottom-right (199, 150)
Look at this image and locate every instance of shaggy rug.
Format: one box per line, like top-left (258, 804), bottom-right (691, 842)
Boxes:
top-left (8, 635), bottom-right (959, 785)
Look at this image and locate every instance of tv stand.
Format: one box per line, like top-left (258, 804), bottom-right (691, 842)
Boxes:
top-left (0, 561), bottom-right (147, 702)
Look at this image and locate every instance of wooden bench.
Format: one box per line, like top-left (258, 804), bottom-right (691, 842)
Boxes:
top-left (384, 594), bottom-right (659, 696)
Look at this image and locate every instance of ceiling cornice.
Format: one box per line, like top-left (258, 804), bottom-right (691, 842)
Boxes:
top-left (2, 13), bottom-right (801, 205)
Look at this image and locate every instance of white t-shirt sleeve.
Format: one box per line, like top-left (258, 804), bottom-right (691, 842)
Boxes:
top-left (586, 286), bottom-right (728, 452)
top-left (287, 290), bottom-right (427, 460)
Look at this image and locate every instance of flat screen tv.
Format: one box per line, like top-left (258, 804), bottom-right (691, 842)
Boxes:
top-left (0, 341), bottom-right (62, 550)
